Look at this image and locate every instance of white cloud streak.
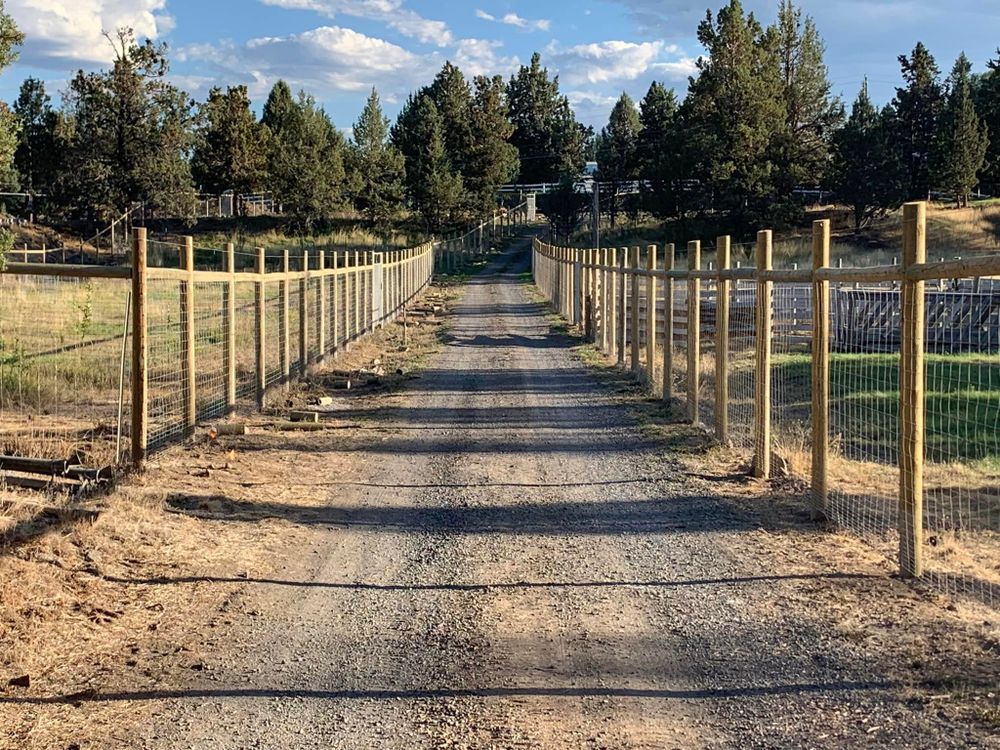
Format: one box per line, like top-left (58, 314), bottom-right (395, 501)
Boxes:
top-left (475, 8), bottom-right (550, 32)
top-left (260, 0), bottom-right (453, 46)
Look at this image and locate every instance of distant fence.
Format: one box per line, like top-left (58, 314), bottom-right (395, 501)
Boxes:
top-left (0, 202), bottom-right (529, 473)
top-left (533, 201), bottom-right (999, 608)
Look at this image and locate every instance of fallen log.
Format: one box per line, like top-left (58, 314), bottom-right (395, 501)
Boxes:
top-left (0, 455), bottom-right (69, 476)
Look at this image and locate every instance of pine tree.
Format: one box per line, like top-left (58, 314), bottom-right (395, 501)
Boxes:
top-left (465, 75), bottom-right (519, 216)
top-left (935, 54), bottom-right (989, 207)
top-left (685, 0), bottom-right (785, 234)
top-left (891, 42), bottom-right (944, 200)
top-left (348, 88), bottom-right (405, 231)
top-left (191, 86), bottom-right (269, 204)
top-left (507, 53), bottom-right (588, 183)
top-left (13, 78), bottom-right (59, 195)
top-left (596, 92), bottom-right (642, 227)
top-left (57, 29), bottom-right (195, 222)
top-left (768, 0), bottom-right (843, 197)
top-left (830, 81), bottom-right (904, 230)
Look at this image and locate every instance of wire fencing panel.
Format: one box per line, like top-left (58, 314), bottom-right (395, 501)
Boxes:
top-left (533, 209), bottom-right (999, 608)
top-left (0, 273), bottom-right (131, 466)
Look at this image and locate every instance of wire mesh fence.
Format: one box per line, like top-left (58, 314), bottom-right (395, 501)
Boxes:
top-left (533, 202), bottom-right (1000, 608)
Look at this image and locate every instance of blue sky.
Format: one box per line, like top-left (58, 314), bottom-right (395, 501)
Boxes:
top-left (3, 1), bottom-right (999, 131)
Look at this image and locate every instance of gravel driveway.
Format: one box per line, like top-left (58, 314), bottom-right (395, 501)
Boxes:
top-left (127, 236), bottom-right (995, 749)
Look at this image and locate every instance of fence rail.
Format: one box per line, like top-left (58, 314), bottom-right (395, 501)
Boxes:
top-left (533, 201), bottom-right (1000, 607)
top-left (0, 201), bottom-right (530, 472)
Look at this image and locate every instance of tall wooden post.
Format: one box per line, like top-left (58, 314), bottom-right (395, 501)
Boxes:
top-left (608, 248), bottom-right (618, 358)
top-left (753, 230), bottom-right (773, 478)
top-left (317, 250), bottom-right (327, 362)
top-left (331, 252), bottom-right (340, 355)
top-left (255, 247), bottom-right (267, 409)
top-left (687, 241), bottom-right (701, 423)
top-left (180, 236), bottom-right (196, 437)
top-left (224, 242), bottom-right (237, 415)
top-left (811, 220), bottom-right (831, 519)
top-left (715, 236), bottom-right (731, 441)
top-left (130, 228), bottom-right (148, 469)
top-left (630, 247), bottom-right (641, 374)
top-left (617, 248), bottom-right (627, 366)
top-left (646, 245), bottom-right (657, 387)
top-left (663, 244), bottom-right (675, 402)
top-left (353, 250), bottom-right (361, 336)
top-left (899, 201), bottom-right (926, 578)
top-left (300, 249), bottom-right (309, 370)
top-left (280, 248), bottom-right (290, 384)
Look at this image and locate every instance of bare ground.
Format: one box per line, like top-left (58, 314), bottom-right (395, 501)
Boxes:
top-left (1, 236), bottom-right (998, 749)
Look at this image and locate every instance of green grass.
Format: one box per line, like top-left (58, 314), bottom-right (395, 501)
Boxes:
top-left (766, 351), bottom-right (1000, 464)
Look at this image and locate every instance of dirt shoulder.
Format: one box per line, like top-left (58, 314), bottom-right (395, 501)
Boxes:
top-left (0, 280), bottom-right (461, 750)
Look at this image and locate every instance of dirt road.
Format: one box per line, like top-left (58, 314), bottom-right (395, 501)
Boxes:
top-left (90, 238), bottom-right (997, 748)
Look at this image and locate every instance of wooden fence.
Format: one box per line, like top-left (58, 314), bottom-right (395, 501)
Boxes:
top-left (533, 201), bottom-right (1000, 604)
top-left (0, 201), bottom-right (530, 473)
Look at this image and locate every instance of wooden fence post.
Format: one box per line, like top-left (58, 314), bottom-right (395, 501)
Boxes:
top-left (224, 242), bottom-right (236, 416)
top-left (715, 236), bottom-right (731, 441)
top-left (131, 228), bottom-right (148, 469)
top-left (300, 249), bottom-right (309, 371)
top-left (331, 251), bottom-right (340, 355)
top-left (630, 247), bottom-right (641, 374)
top-left (646, 245), bottom-right (657, 388)
top-left (180, 236), bottom-right (196, 437)
top-left (317, 250), bottom-right (327, 362)
top-left (753, 230), bottom-right (773, 478)
top-left (280, 248), bottom-right (290, 384)
top-left (255, 247), bottom-right (266, 409)
top-left (608, 248), bottom-right (618, 358)
top-left (663, 244), bottom-right (675, 402)
top-left (354, 250), bottom-right (361, 336)
top-left (687, 241), bottom-right (701, 423)
top-left (811, 220), bottom-right (831, 519)
top-left (574, 250), bottom-right (584, 327)
top-left (899, 201), bottom-right (926, 578)
top-left (617, 248), bottom-right (627, 366)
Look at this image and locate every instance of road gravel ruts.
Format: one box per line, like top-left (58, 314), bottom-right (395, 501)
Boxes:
top-left (138, 236), bottom-right (991, 749)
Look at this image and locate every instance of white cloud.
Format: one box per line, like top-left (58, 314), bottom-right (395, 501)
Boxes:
top-left (475, 8), bottom-right (550, 32)
top-left (452, 38), bottom-right (519, 78)
top-left (180, 25), bottom-right (436, 104)
top-left (7, 0), bottom-right (174, 68)
top-left (260, 0), bottom-right (452, 46)
top-left (549, 40), bottom-right (666, 86)
top-left (651, 58), bottom-right (699, 80)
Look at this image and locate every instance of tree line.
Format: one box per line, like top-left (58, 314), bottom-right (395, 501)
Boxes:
top-left (595, 0), bottom-right (997, 237)
top-left (1, 0), bottom-right (998, 241)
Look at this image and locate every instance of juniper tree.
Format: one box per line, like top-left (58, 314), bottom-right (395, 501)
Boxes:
top-left (404, 95), bottom-right (463, 231)
top-left (596, 92), bottom-right (642, 227)
top-left (973, 51), bottom-right (1000, 192)
top-left (935, 54), bottom-right (989, 207)
top-left (191, 86), bottom-right (269, 205)
top-left (465, 75), bottom-right (519, 216)
top-left (348, 88), bottom-right (405, 231)
top-left (891, 42), bottom-right (945, 200)
top-left (636, 81), bottom-right (681, 221)
top-left (12, 78), bottom-right (59, 195)
top-left (830, 81), bottom-right (904, 230)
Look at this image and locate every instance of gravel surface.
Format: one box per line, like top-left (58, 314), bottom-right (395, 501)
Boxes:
top-left (124, 237), bottom-right (995, 749)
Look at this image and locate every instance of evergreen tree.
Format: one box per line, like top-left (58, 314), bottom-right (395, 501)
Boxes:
top-left (768, 0), bottom-right (843, 197)
top-left (13, 77), bottom-right (59, 195)
top-left (637, 81), bottom-right (680, 220)
top-left (191, 86), bottom-right (269, 205)
top-left (538, 174), bottom-right (589, 242)
top-left (348, 88), bottom-right (405, 230)
top-left (685, 0), bottom-right (785, 234)
top-left (425, 62), bottom-right (474, 177)
top-left (465, 75), bottom-right (519, 215)
top-left (404, 94), bottom-right (463, 231)
top-left (973, 51), bottom-right (1000, 192)
top-left (0, 3), bottom-right (23, 194)
top-left (507, 53), bottom-right (588, 183)
top-left (935, 54), bottom-right (989, 207)
top-left (260, 81), bottom-right (346, 226)
top-left (57, 29), bottom-right (195, 222)
top-left (830, 81), bottom-right (904, 230)
top-left (596, 92), bottom-right (642, 227)
top-left (891, 42), bottom-right (944, 200)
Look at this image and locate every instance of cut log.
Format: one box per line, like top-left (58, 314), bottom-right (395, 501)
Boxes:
top-left (288, 411), bottom-right (320, 423)
top-left (0, 455), bottom-right (69, 476)
top-left (206, 423), bottom-right (249, 438)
